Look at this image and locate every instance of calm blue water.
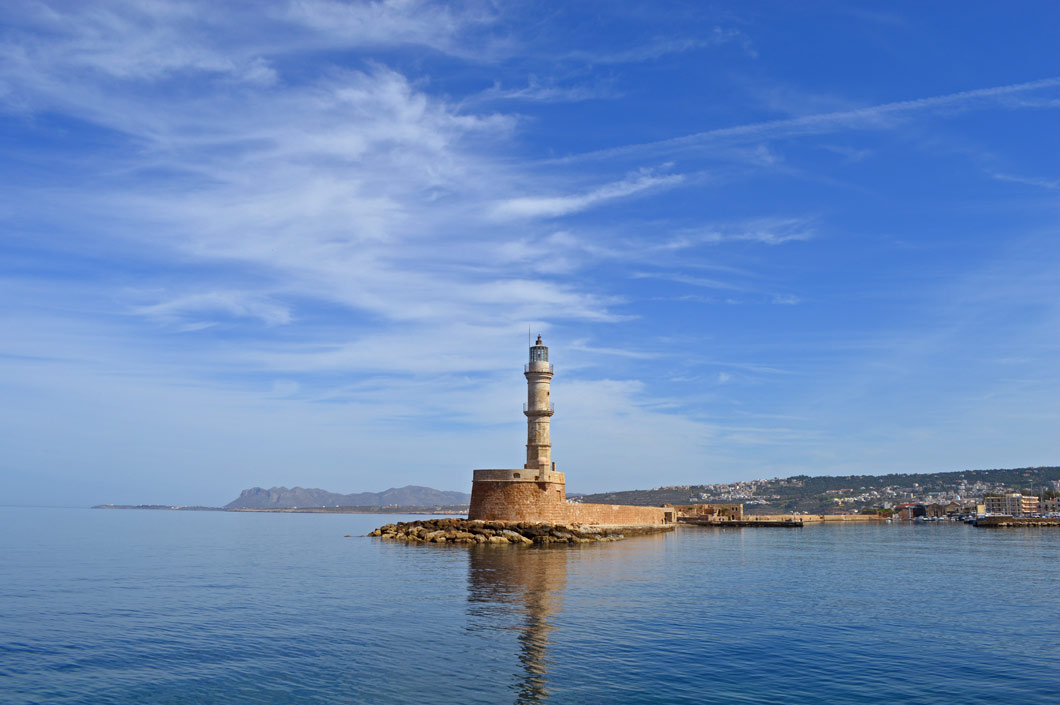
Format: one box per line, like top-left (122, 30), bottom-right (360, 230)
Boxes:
top-left (2, 508), bottom-right (1058, 704)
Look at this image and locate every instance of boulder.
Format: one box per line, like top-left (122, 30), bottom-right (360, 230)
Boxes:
top-left (501, 530), bottom-right (533, 545)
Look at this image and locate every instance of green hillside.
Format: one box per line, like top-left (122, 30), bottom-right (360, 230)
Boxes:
top-left (577, 466), bottom-right (1060, 513)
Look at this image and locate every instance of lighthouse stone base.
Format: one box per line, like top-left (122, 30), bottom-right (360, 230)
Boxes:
top-left (468, 468), bottom-right (669, 526)
top-left (468, 469), bottom-right (568, 523)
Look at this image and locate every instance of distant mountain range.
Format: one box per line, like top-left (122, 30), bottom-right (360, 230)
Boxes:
top-left (224, 485), bottom-right (471, 509)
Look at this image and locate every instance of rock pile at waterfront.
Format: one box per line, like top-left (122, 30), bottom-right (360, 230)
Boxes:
top-left (368, 518), bottom-right (626, 544)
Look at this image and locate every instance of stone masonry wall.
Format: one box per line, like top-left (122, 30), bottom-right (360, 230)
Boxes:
top-left (469, 479), bottom-right (667, 525)
top-left (563, 502), bottom-right (667, 525)
top-left (468, 480), bottom-right (569, 522)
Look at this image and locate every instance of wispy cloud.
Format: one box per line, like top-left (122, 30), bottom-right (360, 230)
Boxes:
top-left (134, 292), bottom-right (293, 326)
top-left (279, 0), bottom-right (518, 62)
top-left (474, 77), bottom-right (617, 103)
top-left (662, 217), bottom-right (816, 249)
top-left (562, 29), bottom-right (751, 65)
top-left (632, 272), bottom-right (748, 292)
top-left (0, 2), bottom-right (279, 85)
top-left (558, 76), bottom-right (1060, 162)
top-left (568, 338), bottom-right (662, 359)
top-left (991, 172), bottom-right (1060, 190)
top-left (491, 171), bottom-right (683, 220)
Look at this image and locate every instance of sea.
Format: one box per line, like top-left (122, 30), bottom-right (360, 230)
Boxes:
top-left (2, 507), bottom-right (1058, 704)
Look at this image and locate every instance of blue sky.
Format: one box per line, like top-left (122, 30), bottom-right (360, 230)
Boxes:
top-left (2, 1), bottom-right (1059, 506)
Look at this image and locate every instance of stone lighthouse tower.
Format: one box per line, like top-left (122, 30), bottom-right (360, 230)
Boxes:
top-left (467, 335), bottom-right (567, 521)
top-left (466, 335), bottom-right (669, 525)
top-left (524, 335), bottom-right (554, 475)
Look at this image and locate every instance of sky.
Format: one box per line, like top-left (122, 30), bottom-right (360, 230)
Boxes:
top-left (1, 1), bottom-right (1059, 506)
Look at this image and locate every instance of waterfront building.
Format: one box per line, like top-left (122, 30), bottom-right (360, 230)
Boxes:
top-left (670, 503), bottom-right (744, 521)
top-left (923, 503), bottom-right (946, 518)
top-left (1022, 495), bottom-right (1039, 515)
top-left (895, 503), bottom-right (925, 520)
top-left (984, 493), bottom-right (1039, 516)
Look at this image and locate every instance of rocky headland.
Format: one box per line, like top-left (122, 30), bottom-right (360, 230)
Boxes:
top-left (368, 518), bottom-right (671, 544)
top-left (227, 485), bottom-right (470, 509)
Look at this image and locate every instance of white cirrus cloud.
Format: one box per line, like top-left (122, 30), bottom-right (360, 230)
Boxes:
top-left (490, 171), bottom-right (684, 220)
top-left (558, 75), bottom-right (1060, 162)
top-left (134, 292), bottom-right (293, 326)
top-left (663, 217), bottom-right (816, 249)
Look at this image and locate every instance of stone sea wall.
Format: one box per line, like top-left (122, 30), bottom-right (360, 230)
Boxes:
top-left (565, 502), bottom-right (667, 525)
top-left (975, 515), bottom-right (1060, 527)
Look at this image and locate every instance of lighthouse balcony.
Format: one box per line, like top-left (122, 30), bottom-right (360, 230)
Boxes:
top-left (524, 363), bottom-right (554, 373)
top-left (523, 402), bottom-right (555, 416)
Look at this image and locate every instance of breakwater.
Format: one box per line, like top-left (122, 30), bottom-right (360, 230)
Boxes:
top-left (368, 518), bottom-right (674, 543)
top-left (975, 516), bottom-right (1060, 527)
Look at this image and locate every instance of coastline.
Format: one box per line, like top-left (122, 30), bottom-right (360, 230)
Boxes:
top-left (93, 504), bottom-right (469, 515)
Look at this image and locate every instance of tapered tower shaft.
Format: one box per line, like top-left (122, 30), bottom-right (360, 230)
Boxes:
top-left (524, 335), bottom-right (555, 473)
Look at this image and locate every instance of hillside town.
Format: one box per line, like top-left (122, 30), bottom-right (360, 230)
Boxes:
top-left (689, 478), bottom-right (1060, 517)
top-left (579, 466), bottom-right (1060, 519)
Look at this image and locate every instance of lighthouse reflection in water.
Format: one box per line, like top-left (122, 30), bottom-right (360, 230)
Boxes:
top-left (465, 533), bottom-right (670, 704)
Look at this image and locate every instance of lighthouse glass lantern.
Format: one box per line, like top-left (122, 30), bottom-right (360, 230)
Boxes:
top-left (530, 335), bottom-right (548, 362)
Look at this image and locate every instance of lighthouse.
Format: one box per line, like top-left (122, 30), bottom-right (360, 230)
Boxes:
top-left (466, 334), bottom-right (670, 525)
top-left (524, 335), bottom-right (555, 474)
top-left (467, 335), bottom-right (567, 521)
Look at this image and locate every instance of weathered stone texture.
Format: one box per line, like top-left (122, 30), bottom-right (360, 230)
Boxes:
top-left (368, 518), bottom-right (656, 544)
top-left (563, 502), bottom-right (666, 525)
top-left (468, 480), bottom-right (569, 522)
top-left (468, 478), bottom-right (666, 525)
